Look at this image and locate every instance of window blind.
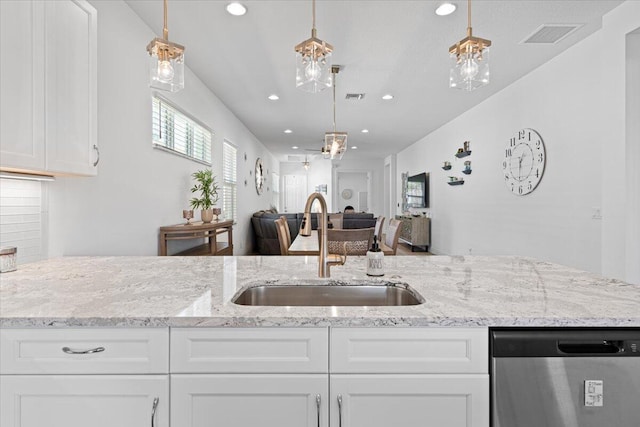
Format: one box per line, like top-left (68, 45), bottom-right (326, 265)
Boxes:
top-left (152, 96), bottom-right (212, 164)
top-left (222, 141), bottom-right (237, 222)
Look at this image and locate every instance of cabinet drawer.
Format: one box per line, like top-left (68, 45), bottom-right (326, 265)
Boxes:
top-left (171, 328), bottom-right (329, 373)
top-left (0, 328), bottom-right (169, 374)
top-left (331, 328), bottom-right (488, 374)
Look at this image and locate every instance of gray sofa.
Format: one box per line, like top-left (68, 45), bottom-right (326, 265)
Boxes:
top-left (251, 211), bottom-right (377, 255)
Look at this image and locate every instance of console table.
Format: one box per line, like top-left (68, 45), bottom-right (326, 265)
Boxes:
top-left (159, 220), bottom-right (233, 256)
top-left (396, 215), bottom-right (430, 251)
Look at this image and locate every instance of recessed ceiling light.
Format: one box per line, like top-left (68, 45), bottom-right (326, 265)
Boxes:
top-left (226, 2), bottom-right (247, 16)
top-left (382, 94), bottom-right (394, 100)
top-left (268, 94), bottom-right (279, 101)
top-left (284, 129), bottom-right (293, 134)
top-left (351, 146), bottom-right (358, 150)
top-left (361, 129), bottom-right (369, 133)
top-left (292, 146), bottom-right (299, 150)
top-left (435, 3), bottom-right (456, 16)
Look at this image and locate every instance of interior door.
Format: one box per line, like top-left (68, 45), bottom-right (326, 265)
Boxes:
top-left (283, 174), bottom-right (307, 213)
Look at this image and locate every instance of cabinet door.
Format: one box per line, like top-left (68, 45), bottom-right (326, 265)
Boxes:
top-left (0, 375), bottom-right (169, 427)
top-left (172, 374), bottom-right (328, 427)
top-left (44, 0), bottom-right (97, 176)
top-left (0, 0), bottom-right (45, 171)
top-left (331, 374), bottom-right (489, 427)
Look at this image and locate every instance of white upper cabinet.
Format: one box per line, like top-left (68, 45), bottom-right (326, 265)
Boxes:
top-left (0, 0), bottom-right (98, 176)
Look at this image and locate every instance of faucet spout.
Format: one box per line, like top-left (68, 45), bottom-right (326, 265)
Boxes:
top-left (301, 192), bottom-right (343, 278)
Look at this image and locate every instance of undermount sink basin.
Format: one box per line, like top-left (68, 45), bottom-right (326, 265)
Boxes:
top-left (232, 284), bottom-right (424, 307)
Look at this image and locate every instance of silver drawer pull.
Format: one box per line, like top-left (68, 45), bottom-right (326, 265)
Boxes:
top-left (316, 394), bottom-right (321, 427)
top-left (151, 397), bottom-right (159, 427)
top-left (337, 394), bottom-right (343, 427)
top-left (93, 144), bottom-right (100, 167)
top-left (62, 346), bottom-right (105, 355)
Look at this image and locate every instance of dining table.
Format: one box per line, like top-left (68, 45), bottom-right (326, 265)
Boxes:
top-left (288, 230), bottom-right (319, 255)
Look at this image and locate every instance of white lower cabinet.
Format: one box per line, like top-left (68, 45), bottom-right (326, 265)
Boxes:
top-left (331, 374), bottom-right (489, 427)
top-left (0, 375), bottom-right (169, 427)
top-left (171, 374), bottom-right (328, 427)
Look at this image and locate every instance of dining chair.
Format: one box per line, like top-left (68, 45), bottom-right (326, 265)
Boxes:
top-left (279, 216), bottom-right (292, 246)
top-left (374, 216), bottom-right (385, 240)
top-left (274, 217), bottom-right (290, 255)
top-left (381, 219), bottom-right (401, 255)
top-left (327, 228), bottom-right (374, 256)
top-left (329, 213), bottom-right (343, 230)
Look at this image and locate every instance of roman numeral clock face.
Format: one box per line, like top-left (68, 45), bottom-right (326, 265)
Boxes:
top-left (502, 128), bottom-right (546, 195)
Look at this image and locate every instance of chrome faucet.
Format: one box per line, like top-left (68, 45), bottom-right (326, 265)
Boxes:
top-left (300, 192), bottom-right (345, 278)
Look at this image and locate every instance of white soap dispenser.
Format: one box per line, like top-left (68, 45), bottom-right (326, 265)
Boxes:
top-left (366, 236), bottom-right (384, 276)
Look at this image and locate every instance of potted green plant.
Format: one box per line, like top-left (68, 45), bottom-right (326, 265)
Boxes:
top-left (190, 169), bottom-right (219, 223)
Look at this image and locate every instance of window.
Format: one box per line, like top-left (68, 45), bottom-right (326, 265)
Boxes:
top-left (152, 95), bottom-right (212, 165)
top-left (223, 141), bottom-right (237, 222)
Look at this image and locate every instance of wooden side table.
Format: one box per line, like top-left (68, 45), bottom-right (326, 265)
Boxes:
top-left (159, 220), bottom-right (234, 256)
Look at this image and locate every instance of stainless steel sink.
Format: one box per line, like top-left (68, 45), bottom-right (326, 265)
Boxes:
top-left (232, 284), bottom-right (424, 306)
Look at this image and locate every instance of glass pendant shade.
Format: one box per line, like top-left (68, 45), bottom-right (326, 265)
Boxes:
top-left (295, 0), bottom-right (333, 93)
top-left (449, 42), bottom-right (489, 91)
top-left (147, 0), bottom-right (185, 92)
top-left (448, 0), bottom-right (491, 91)
top-left (324, 132), bottom-right (348, 160)
top-left (148, 38), bottom-right (185, 92)
top-left (295, 37), bottom-right (333, 93)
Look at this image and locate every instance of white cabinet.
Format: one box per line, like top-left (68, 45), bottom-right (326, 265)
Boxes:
top-left (0, 328), bottom-right (170, 427)
top-left (172, 374), bottom-right (328, 427)
top-left (331, 375), bottom-right (489, 427)
top-left (330, 328), bottom-right (489, 427)
top-left (169, 327), bottom-right (489, 427)
top-left (170, 328), bottom-right (329, 427)
top-left (0, 0), bottom-right (97, 176)
top-left (0, 375), bottom-right (169, 427)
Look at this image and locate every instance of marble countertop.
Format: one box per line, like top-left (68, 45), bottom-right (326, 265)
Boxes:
top-left (1, 256), bottom-right (639, 328)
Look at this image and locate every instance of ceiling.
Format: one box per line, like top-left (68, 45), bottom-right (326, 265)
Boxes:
top-left (126, 0), bottom-right (622, 160)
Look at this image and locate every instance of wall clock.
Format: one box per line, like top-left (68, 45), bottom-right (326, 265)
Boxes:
top-left (502, 128), bottom-right (546, 196)
top-left (341, 189), bottom-right (353, 200)
top-left (255, 158), bottom-right (264, 195)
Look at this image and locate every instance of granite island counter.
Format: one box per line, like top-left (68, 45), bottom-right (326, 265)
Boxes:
top-left (1, 255), bottom-right (638, 328)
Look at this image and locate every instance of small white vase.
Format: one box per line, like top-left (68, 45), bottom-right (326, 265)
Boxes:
top-left (201, 209), bottom-right (214, 223)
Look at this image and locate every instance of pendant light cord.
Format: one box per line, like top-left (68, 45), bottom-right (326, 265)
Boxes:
top-left (163, 0), bottom-right (169, 40)
top-left (312, 0), bottom-right (316, 31)
top-left (467, 0), bottom-right (472, 37)
top-left (332, 70), bottom-right (337, 132)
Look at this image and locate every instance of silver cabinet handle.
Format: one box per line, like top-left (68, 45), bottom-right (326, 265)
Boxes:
top-left (93, 144), bottom-right (100, 167)
top-left (151, 397), bottom-right (159, 427)
top-left (337, 394), bottom-right (343, 427)
top-left (62, 346), bottom-right (105, 354)
top-left (316, 394), bottom-right (321, 427)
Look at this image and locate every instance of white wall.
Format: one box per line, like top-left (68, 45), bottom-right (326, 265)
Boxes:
top-left (280, 159), bottom-right (333, 212)
top-left (332, 156), bottom-right (384, 216)
top-left (396, 0), bottom-right (640, 283)
top-left (48, 0), bottom-right (277, 256)
top-left (600, 1), bottom-right (640, 284)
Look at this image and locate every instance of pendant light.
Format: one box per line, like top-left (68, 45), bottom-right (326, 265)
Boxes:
top-left (303, 156), bottom-right (311, 170)
top-left (449, 0), bottom-right (491, 91)
top-left (294, 0), bottom-right (333, 93)
top-left (147, 0), bottom-right (185, 92)
top-left (324, 66), bottom-right (347, 160)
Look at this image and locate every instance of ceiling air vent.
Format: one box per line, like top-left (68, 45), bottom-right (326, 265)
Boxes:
top-left (287, 155), bottom-right (303, 162)
top-left (345, 93), bottom-right (365, 100)
top-left (521, 24), bottom-right (583, 45)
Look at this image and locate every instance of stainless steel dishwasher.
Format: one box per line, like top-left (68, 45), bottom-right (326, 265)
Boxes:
top-left (491, 328), bottom-right (640, 427)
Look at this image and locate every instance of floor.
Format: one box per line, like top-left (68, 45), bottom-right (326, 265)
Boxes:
top-left (395, 242), bottom-right (432, 256)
